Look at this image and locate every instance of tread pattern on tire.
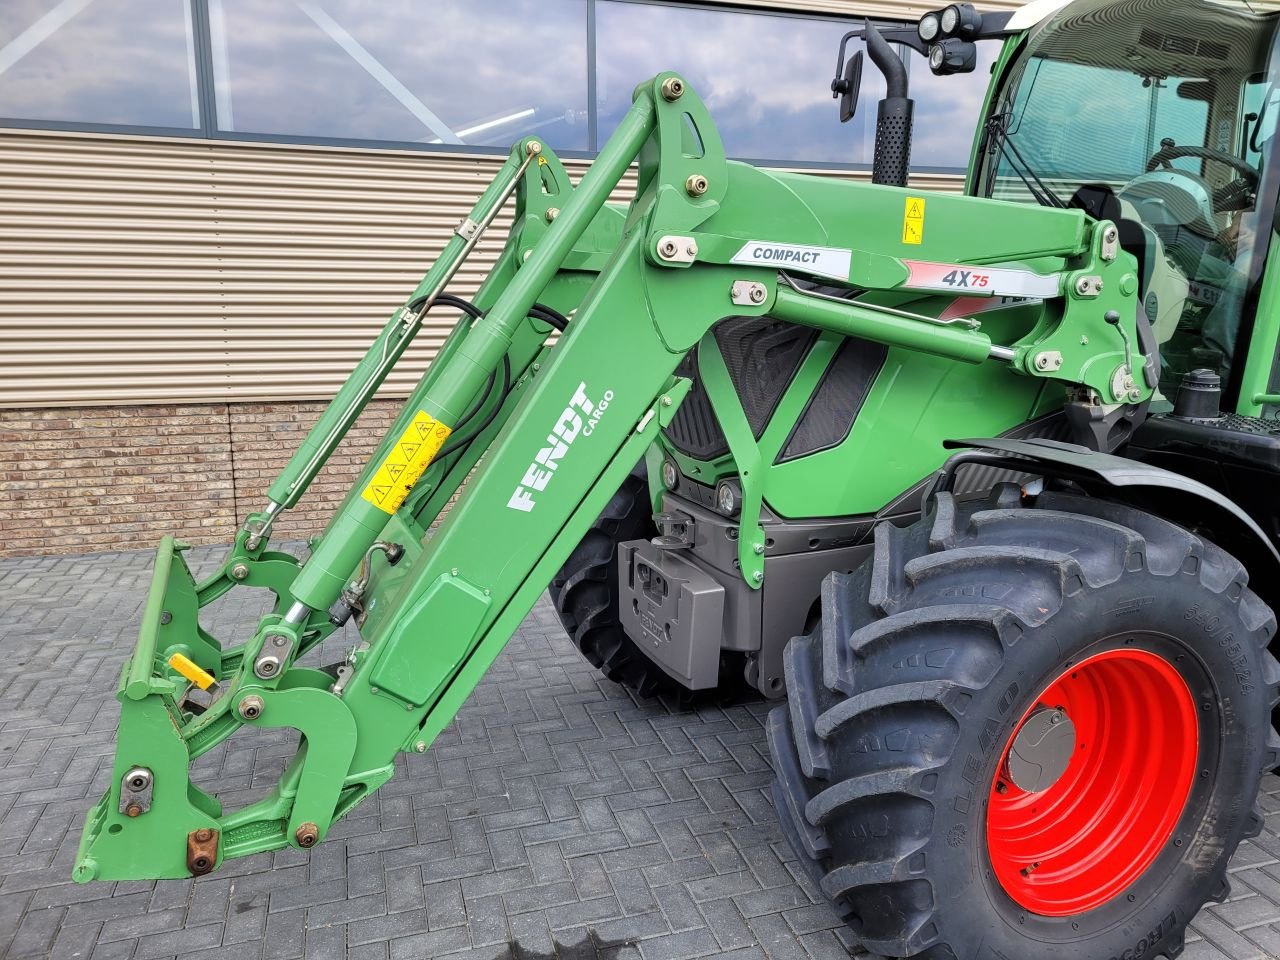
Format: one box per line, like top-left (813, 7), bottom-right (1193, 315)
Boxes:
top-left (770, 484), bottom-right (1280, 959)
top-left (549, 473), bottom-right (682, 698)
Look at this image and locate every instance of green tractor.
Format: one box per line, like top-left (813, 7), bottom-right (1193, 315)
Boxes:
top-left (76, 0), bottom-right (1280, 956)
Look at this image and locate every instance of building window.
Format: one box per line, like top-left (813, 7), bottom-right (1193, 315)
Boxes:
top-left (207, 0), bottom-right (589, 150)
top-left (903, 41), bottom-right (997, 171)
top-left (0, 0), bottom-right (992, 172)
top-left (595, 1), bottom-right (883, 165)
top-left (0, 0), bottom-right (199, 129)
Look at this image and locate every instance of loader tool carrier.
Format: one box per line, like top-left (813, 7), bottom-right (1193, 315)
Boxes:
top-left (76, 0), bottom-right (1280, 955)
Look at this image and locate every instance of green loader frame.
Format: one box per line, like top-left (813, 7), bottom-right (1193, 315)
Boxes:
top-left (75, 70), bottom-right (1147, 883)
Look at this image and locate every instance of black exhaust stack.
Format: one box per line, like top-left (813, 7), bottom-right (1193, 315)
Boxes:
top-left (865, 21), bottom-right (914, 187)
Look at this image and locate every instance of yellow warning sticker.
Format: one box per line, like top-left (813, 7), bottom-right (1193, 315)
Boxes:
top-left (361, 411), bottom-right (452, 515)
top-left (903, 196), bottom-right (926, 245)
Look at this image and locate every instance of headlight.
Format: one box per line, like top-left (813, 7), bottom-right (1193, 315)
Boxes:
top-left (662, 459), bottom-right (680, 491)
top-left (918, 12), bottom-right (941, 42)
top-left (929, 38), bottom-right (978, 75)
top-left (940, 4), bottom-right (961, 35)
top-left (715, 480), bottom-right (742, 518)
top-left (941, 3), bottom-right (982, 39)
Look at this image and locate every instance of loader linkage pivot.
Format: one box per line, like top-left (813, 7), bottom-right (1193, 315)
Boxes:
top-left (76, 72), bottom-right (1147, 881)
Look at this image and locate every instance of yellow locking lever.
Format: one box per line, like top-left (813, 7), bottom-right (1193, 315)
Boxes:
top-left (168, 653), bottom-right (217, 691)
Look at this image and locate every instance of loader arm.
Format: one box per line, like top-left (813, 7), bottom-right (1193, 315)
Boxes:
top-left (76, 73), bottom-right (1148, 881)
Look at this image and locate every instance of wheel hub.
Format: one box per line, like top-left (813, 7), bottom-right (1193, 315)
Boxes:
top-left (1005, 707), bottom-right (1076, 794)
top-left (986, 647), bottom-right (1199, 916)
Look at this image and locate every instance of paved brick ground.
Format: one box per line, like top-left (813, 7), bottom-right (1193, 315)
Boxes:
top-left (2, 545), bottom-right (1280, 960)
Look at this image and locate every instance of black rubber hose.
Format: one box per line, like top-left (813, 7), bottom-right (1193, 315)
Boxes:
top-left (405, 292), bottom-right (482, 318)
top-left (413, 295), bottom-right (493, 429)
top-left (437, 355), bottom-right (511, 457)
top-left (396, 293), bottom-right (560, 453)
top-left (529, 303), bottom-right (570, 332)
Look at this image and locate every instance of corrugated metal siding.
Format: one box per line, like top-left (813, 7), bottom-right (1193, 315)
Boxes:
top-left (0, 129), bottom-right (961, 408)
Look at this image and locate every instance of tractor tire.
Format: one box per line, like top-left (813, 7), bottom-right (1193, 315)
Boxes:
top-left (550, 472), bottom-right (682, 698)
top-left (769, 482), bottom-right (1280, 960)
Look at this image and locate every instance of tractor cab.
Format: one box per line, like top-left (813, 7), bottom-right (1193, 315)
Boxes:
top-left (974, 0), bottom-right (1280, 405)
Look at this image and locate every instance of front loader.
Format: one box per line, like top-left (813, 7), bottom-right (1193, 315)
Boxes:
top-left (76, 0), bottom-right (1280, 957)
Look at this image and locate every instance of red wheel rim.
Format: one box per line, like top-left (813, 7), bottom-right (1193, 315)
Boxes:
top-left (986, 648), bottom-right (1199, 916)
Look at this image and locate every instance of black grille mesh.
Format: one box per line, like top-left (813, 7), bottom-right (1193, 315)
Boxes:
top-left (779, 337), bottom-right (888, 462)
top-left (662, 317), bottom-right (816, 461)
top-left (714, 318), bottom-right (817, 437)
top-left (664, 351), bottom-right (727, 460)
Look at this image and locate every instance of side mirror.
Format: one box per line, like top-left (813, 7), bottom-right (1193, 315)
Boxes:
top-left (835, 51), bottom-right (864, 123)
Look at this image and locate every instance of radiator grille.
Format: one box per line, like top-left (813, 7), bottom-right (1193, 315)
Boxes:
top-left (662, 317), bottom-right (815, 461)
top-left (779, 337), bottom-right (888, 462)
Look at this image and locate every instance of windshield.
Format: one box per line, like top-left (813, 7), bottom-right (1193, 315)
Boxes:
top-left (980, 0), bottom-right (1280, 398)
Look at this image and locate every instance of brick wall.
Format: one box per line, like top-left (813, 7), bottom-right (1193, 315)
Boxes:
top-left (226, 402), bottom-right (403, 543)
top-left (0, 400), bottom-right (406, 558)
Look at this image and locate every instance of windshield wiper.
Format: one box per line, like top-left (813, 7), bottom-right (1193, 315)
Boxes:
top-left (983, 112), bottom-right (1067, 209)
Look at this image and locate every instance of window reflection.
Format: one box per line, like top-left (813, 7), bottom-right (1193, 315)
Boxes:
top-left (595, 1), bottom-right (880, 164)
top-left (0, 0), bottom-right (198, 128)
top-left (906, 42), bottom-right (997, 170)
top-left (208, 0), bottom-right (589, 150)
top-left (0, 0), bottom-right (994, 171)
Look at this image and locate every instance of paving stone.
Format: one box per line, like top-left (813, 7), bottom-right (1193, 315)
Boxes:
top-left (465, 893), bottom-right (508, 948)
top-left (1244, 922), bottom-right (1280, 958)
top-left (269, 877), bottom-right (347, 914)
top-left (48, 919), bottom-right (102, 960)
top-left (263, 907), bottom-right (307, 960)
top-left (638, 927), bottom-right (720, 960)
top-left (89, 942), bottom-right (142, 960)
top-left (609, 867), bottom-right (659, 917)
top-left (1209, 892), bottom-right (1278, 931)
top-left (384, 865), bottom-right (425, 914)
top-left (7, 904), bottom-right (68, 959)
top-left (3, 546), bottom-right (1279, 960)
top-left (224, 902), bottom-right (267, 944)
top-left (307, 892), bottom-right (388, 928)
top-left (798, 929), bottom-right (857, 960)
top-left (1189, 912), bottom-right (1267, 960)
top-left (305, 923), bottom-right (347, 960)
top-left (1180, 942), bottom-right (1238, 960)
top-left (134, 922), bottom-right (224, 959)
top-left (698, 897), bottom-right (755, 951)
top-left (386, 924), bottom-right (471, 960)
top-left (654, 883), bottom-right (703, 933)
top-left (98, 907), bottom-right (184, 943)
top-left (501, 879), bottom-right (579, 915)
top-left (545, 895), bottom-right (624, 931)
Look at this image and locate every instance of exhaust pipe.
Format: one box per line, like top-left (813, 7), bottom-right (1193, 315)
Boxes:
top-left (865, 21), bottom-right (914, 188)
